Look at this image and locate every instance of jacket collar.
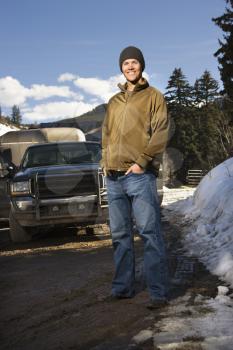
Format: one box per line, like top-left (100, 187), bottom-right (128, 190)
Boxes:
top-left (118, 77), bottom-right (149, 93)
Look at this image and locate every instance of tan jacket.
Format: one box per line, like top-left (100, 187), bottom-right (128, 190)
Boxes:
top-left (101, 78), bottom-right (169, 173)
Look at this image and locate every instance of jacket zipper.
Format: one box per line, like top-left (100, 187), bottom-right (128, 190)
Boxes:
top-left (117, 92), bottom-right (132, 170)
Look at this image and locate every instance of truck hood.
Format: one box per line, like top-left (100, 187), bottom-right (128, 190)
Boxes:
top-left (13, 163), bottom-right (100, 182)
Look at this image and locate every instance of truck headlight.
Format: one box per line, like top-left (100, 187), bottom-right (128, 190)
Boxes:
top-left (11, 181), bottom-right (30, 195)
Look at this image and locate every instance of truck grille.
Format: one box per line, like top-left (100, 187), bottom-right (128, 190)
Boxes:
top-left (39, 202), bottom-right (97, 218)
top-left (35, 172), bottom-right (97, 198)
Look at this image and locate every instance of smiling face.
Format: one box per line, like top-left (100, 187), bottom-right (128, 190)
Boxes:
top-left (121, 58), bottom-right (142, 85)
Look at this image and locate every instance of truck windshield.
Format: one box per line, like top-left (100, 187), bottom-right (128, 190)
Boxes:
top-left (22, 143), bottom-right (101, 168)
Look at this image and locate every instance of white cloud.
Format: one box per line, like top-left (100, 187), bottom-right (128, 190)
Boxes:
top-left (0, 76), bottom-right (81, 108)
top-left (73, 72), bottom-right (150, 102)
top-left (59, 72), bottom-right (128, 102)
top-left (22, 101), bottom-right (97, 123)
top-left (58, 73), bottom-right (77, 82)
top-left (73, 75), bottom-right (122, 102)
top-left (28, 84), bottom-right (80, 100)
top-left (0, 76), bottom-right (29, 107)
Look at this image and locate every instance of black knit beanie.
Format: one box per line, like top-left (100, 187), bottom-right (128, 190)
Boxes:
top-left (119, 46), bottom-right (145, 72)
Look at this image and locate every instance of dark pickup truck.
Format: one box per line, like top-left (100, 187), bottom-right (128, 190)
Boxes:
top-left (8, 141), bottom-right (108, 242)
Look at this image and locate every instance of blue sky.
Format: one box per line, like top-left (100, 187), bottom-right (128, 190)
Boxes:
top-left (0, 0), bottom-right (226, 123)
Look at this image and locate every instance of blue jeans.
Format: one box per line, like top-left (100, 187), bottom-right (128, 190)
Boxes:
top-left (106, 171), bottom-right (168, 301)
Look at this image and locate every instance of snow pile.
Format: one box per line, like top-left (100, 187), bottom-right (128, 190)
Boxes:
top-left (0, 122), bottom-right (19, 136)
top-left (166, 157), bottom-right (233, 288)
top-left (132, 288), bottom-right (233, 350)
top-left (162, 186), bottom-right (196, 206)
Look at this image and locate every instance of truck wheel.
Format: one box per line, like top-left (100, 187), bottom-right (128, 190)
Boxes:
top-left (9, 211), bottom-right (32, 243)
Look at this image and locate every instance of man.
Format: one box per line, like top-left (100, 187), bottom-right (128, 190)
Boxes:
top-left (101, 46), bottom-right (170, 309)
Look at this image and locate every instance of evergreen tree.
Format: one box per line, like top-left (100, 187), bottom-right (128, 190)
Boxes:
top-left (212, 0), bottom-right (233, 99)
top-left (217, 97), bottom-right (233, 156)
top-left (166, 105), bottom-right (202, 182)
top-left (203, 104), bottom-right (229, 167)
top-left (165, 68), bottom-right (227, 183)
top-left (192, 79), bottom-right (202, 106)
top-left (165, 68), bottom-right (192, 106)
top-left (11, 105), bottom-right (22, 125)
top-left (195, 70), bottom-right (219, 106)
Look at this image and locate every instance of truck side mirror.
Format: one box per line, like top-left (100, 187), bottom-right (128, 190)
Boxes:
top-left (8, 163), bottom-right (18, 177)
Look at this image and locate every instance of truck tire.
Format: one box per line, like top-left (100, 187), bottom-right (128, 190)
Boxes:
top-left (9, 211), bottom-right (32, 243)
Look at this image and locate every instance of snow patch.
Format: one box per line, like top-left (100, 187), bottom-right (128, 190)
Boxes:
top-left (0, 122), bottom-right (19, 136)
top-left (150, 293), bottom-right (233, 350)
top-left (132, 329), bottom-right (153, 344)
top-left (165, 158), bottom-right (233, 288)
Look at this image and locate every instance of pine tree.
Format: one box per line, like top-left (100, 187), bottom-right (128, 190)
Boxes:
top-left (217, 97), bottom-right (233, 156)
top-left (165, 65), bottom-right (231, 184)
top-left (165, 68), bottom-right (192, 106)
top-left (212, 0), bottom-right (233, 99)
top-left (11, 105), bottom-right (22, 125)
top-left (195, 70), bottom-right (219, 106)
top-left (192, 79), bottom-right (202, 106)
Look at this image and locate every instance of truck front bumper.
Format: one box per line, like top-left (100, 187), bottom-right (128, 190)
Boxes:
top-left (11, 194), bottom-right (108, 227)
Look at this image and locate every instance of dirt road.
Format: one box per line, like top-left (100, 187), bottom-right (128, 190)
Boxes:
top-left (0, 213), bottom-right (221, 350)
